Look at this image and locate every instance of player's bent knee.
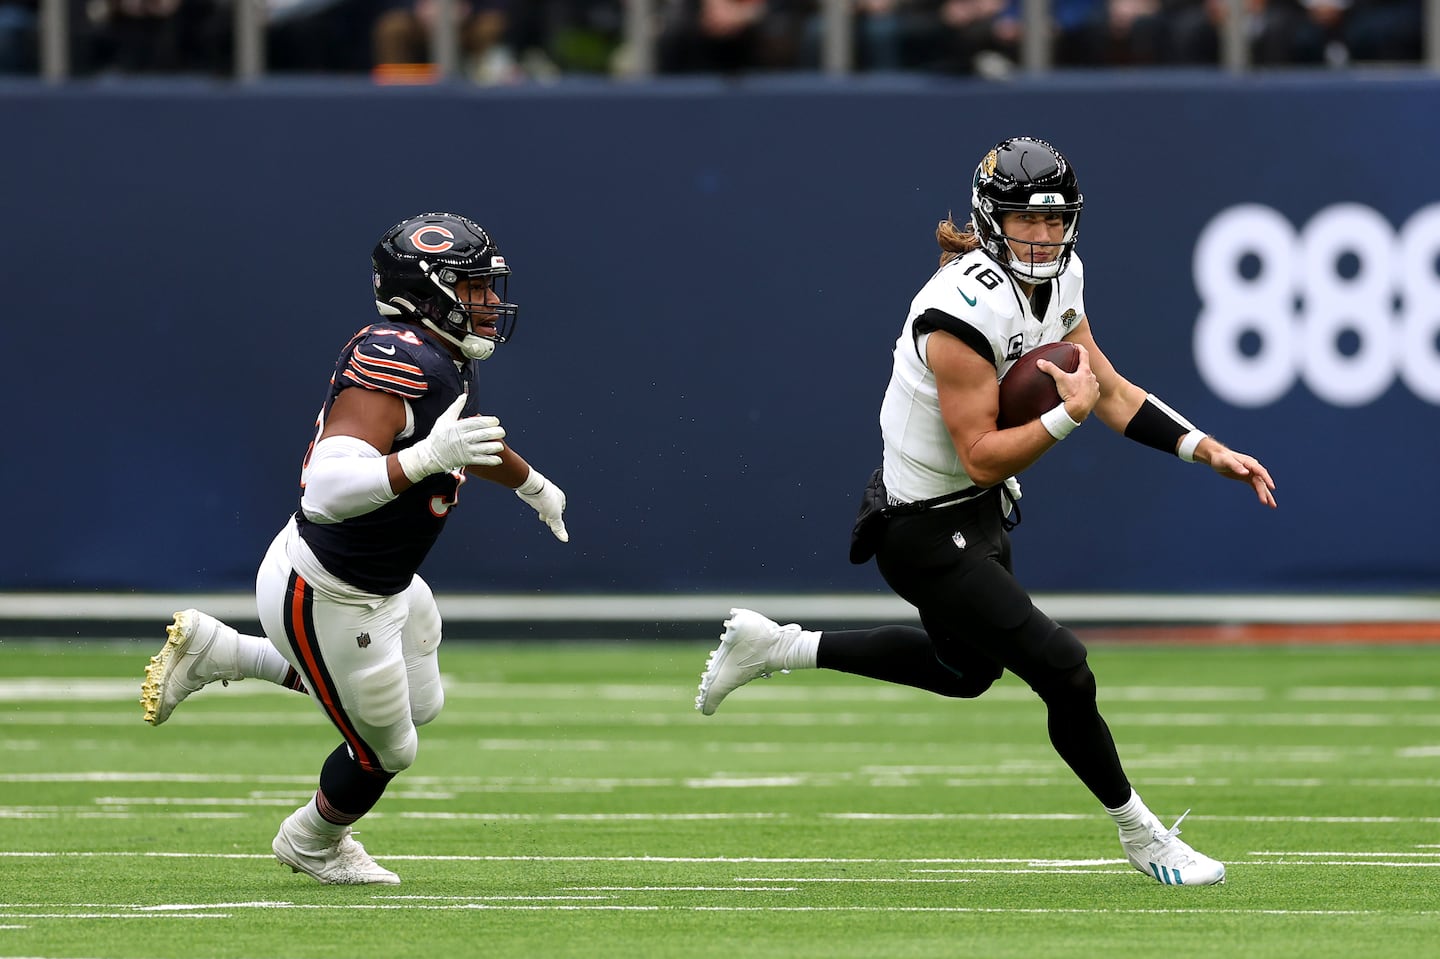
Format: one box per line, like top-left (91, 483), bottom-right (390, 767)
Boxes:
top-left (953, 675), bottom-right (1000, 698)
top-left (410, 685), bottom-right (444, 727)
top-left (376, 726), bottom-right (419, 773)
top-left (934, 654), bottom-right (1004, 698)
top-left (1024, 619), bottom-right (1096, 705)
top-left (1039, 621), bottom-right (1088, 672)
top-left (402, 577), bottom-right (443, 657)
top-left (1055, 659), bottom-right (1097, 703)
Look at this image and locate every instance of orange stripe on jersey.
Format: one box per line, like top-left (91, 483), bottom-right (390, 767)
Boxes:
top-left (284, 572), bottom-right (385, 774)
top-left (345, 354), bottom-right (428, 398)
top-left (354, 349), bottom-right (425, 378)
top-left (341, 368), bottom-right (427, 399)
top-left (349, 364), bottom-right (427, 391)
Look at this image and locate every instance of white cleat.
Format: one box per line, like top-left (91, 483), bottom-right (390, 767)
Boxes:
top-left (140, 609), bottom-right (243, 726)
top-left (695, 608), bottom-right (797, 716)
top-left (1120, 810), bottom-right (1226, 886)
top-left (272, 814), bottom-right (400, 885)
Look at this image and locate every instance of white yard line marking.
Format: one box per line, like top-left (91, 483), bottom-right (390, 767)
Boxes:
top-left (1249, 850), bottom-right (1440, 857)
top-left (1288, 687), bottom-right (1439, 701)
top-left (18, 676), bottom-right (1439, 706)
top-left (375, 894), bottom-right (616, 900)
top-left (2, 903), bottom-right (1435, 917)
top-left (19, 708), bottom-right (1440, 729)
top-left (0, 678), bottom-right (1280, 704)
top-left (904, 869), bottom-right (1127, 874)
top-left (0, 912), bottom-right (229, 919)
top-left (823, 813), bottom-right (1440, 824)
top-left (4, 849), bottom-right (1438, 867)
top-left (395, 812), bottom-right (787, 821)
top-left (1107, 713), bottom-right (1440, 727)
top-left (555, 887), bottom-right (798, 892)
top-left (1241, 860), bottom-right (1440, 867)
top-left (682, 878), bottom-right (973, 884)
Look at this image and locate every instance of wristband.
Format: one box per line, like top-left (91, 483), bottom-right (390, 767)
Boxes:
top-left (515, 469), bottom-right (547, 496)
top-left (1040, 403), bottom-right (1081, 441)
top-left (1178, 429), bottom-right (1207, 463)
top-left (395, 444), bottom-right (435, 484)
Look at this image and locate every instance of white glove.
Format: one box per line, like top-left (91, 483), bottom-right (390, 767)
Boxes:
top-left (515, 469), bottom-right (569, 542)
top-left (395, 394), bottom-right (506, 483)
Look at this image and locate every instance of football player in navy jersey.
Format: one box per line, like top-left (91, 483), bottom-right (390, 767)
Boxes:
top-left (695, 138), bottom-right (1276, 886)
top-left (141, 212), bottom-right (569, 885)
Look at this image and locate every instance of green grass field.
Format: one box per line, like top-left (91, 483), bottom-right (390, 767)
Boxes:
top-left (2, 635), bottom-right (1437, 958)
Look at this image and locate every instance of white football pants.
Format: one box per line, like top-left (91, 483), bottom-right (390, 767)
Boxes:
top-left (256, 519), bottom-right (444, 775)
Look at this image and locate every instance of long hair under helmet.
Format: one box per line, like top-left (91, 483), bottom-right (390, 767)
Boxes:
top-left (970, 137), bottom-right (1084, 283)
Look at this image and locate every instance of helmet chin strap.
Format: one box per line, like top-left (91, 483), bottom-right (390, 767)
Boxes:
top-left (460, 335), bottom-right (495, 361)
top-left (1001, 230), bottom-right (1072, 283)
top-left (1007, 256), bottom-right (1064, 283)
top-left (378, 298), bottom-right (498, 360)
top-left (422, 318), bottom-right (496, 361)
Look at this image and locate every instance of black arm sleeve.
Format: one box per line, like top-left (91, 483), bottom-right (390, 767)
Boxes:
top-left (913, 308), bottom-right (995, 367)
top-left (1123, 396), bottom-right (1192, 455)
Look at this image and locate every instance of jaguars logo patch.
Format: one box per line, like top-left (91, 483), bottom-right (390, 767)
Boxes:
top-left (1060, 309), bottom-right (1078, 330)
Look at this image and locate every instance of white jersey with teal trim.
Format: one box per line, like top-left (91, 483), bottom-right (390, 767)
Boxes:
top-left (879, 250), bottom-right (1087, 503)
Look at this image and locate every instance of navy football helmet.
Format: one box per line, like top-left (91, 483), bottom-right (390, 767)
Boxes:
top-left (372, 212), bottom-right (518, 360)
top-left (971, 137), bottom-right (1084, 283)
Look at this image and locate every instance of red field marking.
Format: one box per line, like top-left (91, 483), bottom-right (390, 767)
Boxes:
top-left (1079, 622), bottom-right (1440, 645)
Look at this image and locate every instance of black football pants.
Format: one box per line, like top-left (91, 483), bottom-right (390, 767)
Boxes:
top-left (822, 489), bottom-right (1132, 807)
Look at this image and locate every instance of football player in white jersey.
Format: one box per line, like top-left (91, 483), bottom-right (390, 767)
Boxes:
top-left (696, 137), bottom-right (1275, 886)
top-left (140, 213), bottom-right (570, 885)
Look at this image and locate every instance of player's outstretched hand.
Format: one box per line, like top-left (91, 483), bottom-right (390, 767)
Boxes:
top-left (1206, 446), bottom-right (1277, 508)
top-left (397, 394), bottom-right (506, 482)
top-left (516, 470), bottom-right (569, 543)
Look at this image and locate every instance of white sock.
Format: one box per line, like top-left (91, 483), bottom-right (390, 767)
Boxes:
top-left (1104, 789), bottom-right (1159, 841)
top-left (291, 796), bottom-right (346, 844)
top-left (778, 629), bottom-right (821, 670)
top-left (236, 634), bottom-right (295, 686)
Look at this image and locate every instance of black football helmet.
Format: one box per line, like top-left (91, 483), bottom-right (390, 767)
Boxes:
top-left (971, 137), bottom-right (1084, 283)
top-left (372, 212), bottom-right (518, 360)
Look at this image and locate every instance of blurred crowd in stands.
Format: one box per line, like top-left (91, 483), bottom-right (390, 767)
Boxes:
top-left (0, 0), bottom-right (1425, 78)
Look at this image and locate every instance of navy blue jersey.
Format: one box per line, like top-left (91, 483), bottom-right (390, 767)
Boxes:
top-left (297, 323), bottom-right (478, 595)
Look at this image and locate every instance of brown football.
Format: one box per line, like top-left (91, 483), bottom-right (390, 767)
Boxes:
top-left (997, 341), bottom-right (1080, 429)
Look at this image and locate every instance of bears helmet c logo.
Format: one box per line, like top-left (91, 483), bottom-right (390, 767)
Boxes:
top-left (409, 226), bottom-right (456, 253)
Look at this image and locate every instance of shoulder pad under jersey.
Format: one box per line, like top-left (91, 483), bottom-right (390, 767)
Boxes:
top-left (917, 252), bottom-right (1019, 337)
top-left (342, 326), bottom-right (448, 400)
